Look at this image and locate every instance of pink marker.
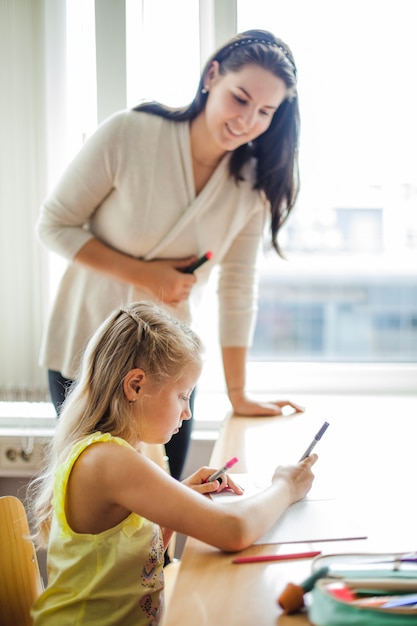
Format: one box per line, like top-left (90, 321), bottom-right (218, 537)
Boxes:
top-left (233, 550), bottom-right (322, 564)
top-left (206, 457), bottom-right (238, 483)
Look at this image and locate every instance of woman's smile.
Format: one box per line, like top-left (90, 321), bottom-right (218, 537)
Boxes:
top-left (225, 122), bottom-right (245, 138)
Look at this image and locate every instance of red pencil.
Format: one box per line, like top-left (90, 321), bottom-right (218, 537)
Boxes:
top-left (232, 550), bottom-right (321, 564)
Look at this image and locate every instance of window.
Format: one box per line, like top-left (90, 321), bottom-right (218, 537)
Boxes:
top-left (125, 0), bottom-right (200, 108)
top-left (66, 0), bottom-right (417, 426)
top-left (2, 0), bottom-right (415, 418)
top-left (236, 0), bottom-right (417, 365)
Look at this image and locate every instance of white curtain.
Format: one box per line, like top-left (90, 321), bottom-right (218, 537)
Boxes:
top-left (0, 0), bottom-right (50, 400)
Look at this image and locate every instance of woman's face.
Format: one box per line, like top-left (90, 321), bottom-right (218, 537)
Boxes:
top-left (203, 62), bottom-right (288, 153)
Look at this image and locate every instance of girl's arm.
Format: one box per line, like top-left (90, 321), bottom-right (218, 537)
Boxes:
top-left (120, 449), bottom-right (316, 552)
top-left (162, 469), bottom-right (244, 548)
top-left (66, 442), bottom-right (316, 553)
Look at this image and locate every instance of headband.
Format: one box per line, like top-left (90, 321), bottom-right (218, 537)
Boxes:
top-left (219, 36), bottom-right (297, 77)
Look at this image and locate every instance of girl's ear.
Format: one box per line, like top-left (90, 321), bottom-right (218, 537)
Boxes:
top-left (123, 368), bottom-right (145, 403)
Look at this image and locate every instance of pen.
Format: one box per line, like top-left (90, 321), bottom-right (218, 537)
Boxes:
top-left (183, 251), bottom-right (213, 273)
top-left (233, 550), bottom-right (322, 564)
top-left (350, 592), bottom-right (417, 608)
top-left (298, 421), bottom-right (329, 462)
top-left (205, 457), bottom-right (238, 482)
top-left (381, 593), bottom-right (417, 608)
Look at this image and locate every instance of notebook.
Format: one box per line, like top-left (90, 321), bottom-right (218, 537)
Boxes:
top-left (211, 474), bottom-right (367, 545)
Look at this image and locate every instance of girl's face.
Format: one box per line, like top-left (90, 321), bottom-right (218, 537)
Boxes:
top-left (132, 362), bottom-right (202, 445)
top-left (203, 62), bottom-right (288, 154)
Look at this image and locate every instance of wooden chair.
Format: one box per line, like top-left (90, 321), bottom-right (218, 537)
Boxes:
top-left (0, 495), bottom-right (43, 626)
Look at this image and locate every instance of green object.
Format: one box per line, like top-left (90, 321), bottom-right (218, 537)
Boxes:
top-left (309, 579), bottom-right (417, 625)
top-left (308, 553), bottom-right (417, 625)
top-left (302, 567), bottom-right (330, 591)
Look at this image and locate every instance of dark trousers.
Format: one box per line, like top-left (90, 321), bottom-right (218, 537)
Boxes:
top-left (47, 369), bottom-right (194, 481)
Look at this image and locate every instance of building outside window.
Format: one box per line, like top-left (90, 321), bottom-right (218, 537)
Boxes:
top-left (236, 0), bottom-right (417, 366)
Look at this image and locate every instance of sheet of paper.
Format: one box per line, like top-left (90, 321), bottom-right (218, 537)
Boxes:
top-left (211, 474), bottom-right (367, 545)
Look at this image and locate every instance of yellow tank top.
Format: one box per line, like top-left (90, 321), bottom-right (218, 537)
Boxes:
top-left (31, 432), bottom-right (164, 625)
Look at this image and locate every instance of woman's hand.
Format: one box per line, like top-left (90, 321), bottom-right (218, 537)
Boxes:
top-left (272, 454), bottom-right (317, 504)
top-left (182, 467), bottom-right (245, 496)
top-left (228, 389), bottom-right (305, 417)
top-left (137, 257), bottom-right (198, 306)
top-left (74, 240), bottom-right (199, 306)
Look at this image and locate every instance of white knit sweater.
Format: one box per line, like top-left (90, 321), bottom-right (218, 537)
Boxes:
top-left (37, 110), bottom-right (267, 379)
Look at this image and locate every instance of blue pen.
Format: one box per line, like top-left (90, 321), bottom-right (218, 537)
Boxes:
top-left (382, 593), bottom-right (417, 608)
top-left (298, 421), bottom-right (329, 462)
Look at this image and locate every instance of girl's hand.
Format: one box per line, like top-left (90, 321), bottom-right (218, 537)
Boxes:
top-left (229, 390), bottom-right (305, 417)
top-left (182, 467), bottom-right (245, 496)
top-left (272, 454), bottom-right (318, 504)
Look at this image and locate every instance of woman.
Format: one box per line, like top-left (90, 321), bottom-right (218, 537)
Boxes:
top-left (37, 29), bottom-right (304, 481)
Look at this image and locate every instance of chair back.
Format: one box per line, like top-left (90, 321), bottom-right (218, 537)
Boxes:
top-left (0, 495), bottom-right (43, 626)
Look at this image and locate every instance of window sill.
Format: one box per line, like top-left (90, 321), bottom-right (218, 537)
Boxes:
top-left (195, 361), bottom-right (417, 429)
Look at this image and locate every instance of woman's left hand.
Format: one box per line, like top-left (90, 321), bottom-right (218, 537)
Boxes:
top-left (182, 467), bottom-right (244, 496)
top-left (229, 392), bottom-right (305, 417)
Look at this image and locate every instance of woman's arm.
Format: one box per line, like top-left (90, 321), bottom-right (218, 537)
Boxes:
top-left (74, 239), bottom-right (197, 306)
top-left (222, 346), bottom-right (305, 416)
top-left (217, 205), bottom-right (304, 416)
top-left (37, 111), bottom-right (198, 306)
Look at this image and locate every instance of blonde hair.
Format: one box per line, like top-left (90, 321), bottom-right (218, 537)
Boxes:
top-left (28, 302), bottom-right (203, 547)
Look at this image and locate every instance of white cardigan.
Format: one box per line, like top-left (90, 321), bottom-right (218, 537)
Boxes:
top-left (37, 110), bottom-right (268, 379)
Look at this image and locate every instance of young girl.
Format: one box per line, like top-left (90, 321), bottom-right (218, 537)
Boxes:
top-left (29, 302), bottom-right (317, 626)
top-left (37, 28), bottom-right (303, 481)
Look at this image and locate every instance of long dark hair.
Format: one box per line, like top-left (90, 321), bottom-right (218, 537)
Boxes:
top-left (133, 29), bottom-right (300, 255)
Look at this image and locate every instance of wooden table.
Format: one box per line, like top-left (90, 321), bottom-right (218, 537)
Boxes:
top-left (162, 394), bottom-right (417, 625)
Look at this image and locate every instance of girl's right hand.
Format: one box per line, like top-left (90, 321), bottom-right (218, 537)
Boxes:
top-left (182, 466), bottom-right (245, 496)
top-left (272, 454), bottom-right (317, 504)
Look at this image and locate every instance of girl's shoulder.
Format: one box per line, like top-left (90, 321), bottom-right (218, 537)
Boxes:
top-left (62, 432), bottom-right (134, 478)
top-left (53, 434), bottom-right (143, 536)
top-left (71, 431), bottom-right (131, 455)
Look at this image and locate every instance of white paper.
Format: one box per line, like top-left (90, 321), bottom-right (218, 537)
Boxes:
top-left (211, 474), bottom-right (367, 545)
